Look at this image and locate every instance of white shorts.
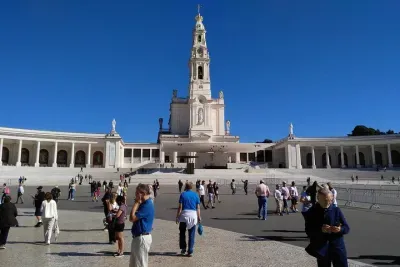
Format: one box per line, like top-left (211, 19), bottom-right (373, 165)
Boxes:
top-left (208, 193), bottom-right (214, 201)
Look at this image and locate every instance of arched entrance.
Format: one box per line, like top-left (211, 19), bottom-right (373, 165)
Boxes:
top-left (306, 153), bottom-right (312, 167)
top-left (39, 149), bottom-right (49, 165)
top-left (57, 150), bottom-right (68, 166)
top-left (375, 151), bottom-right (383, 166)
top-left (21, 148), bottom-right (30, 165)
top-left (392, 150), bottom-right (400, 167)
top-left (354, 152), bottom-right (365, 167)
top-left (93, 151), bottom-right (104, 167)
top-left (338, 153), bottom-right (348, 167)
top-left (2, 147), bottom-right (9, 164)
top-left (322, 153), bottom-right (332, 167)
top-left (75, 150), bottom-right (86, 167)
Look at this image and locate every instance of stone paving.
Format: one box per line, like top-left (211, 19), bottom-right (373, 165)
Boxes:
top-left (0, 209), bottom-right (371, 267)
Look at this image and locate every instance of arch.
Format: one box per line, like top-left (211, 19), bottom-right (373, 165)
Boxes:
top-left (391, 150), bottom-right (400, 166)
top-left (2, 147), bottom-right (9, 164)
top-left (39, 149), bottom-right (49, 165)
top-left (198, 66), bottom-right (203, 79)
top-left (338, 153), bottom-right (348, 167)
top-left (306, 153), bottom-right (312, 167)
top-left (197, 35), bottom-right (201, 43)
top-left (322, 153), bottom-right (332, 167)
top-left (375, 151), bottom-right (383, 166)
top-left (93, 151), bottom-right (104, 166)
top-left (21, 148), bottom-right (30, 165)
top-left (75, 150), bottom-right (86, 166)
top-left (354, 152), bottom-right (365, 167)
top-left (57, 150), bottom-right (68, 165)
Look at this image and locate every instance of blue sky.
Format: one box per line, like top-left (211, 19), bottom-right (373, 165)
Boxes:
top-left (0, 1), bottom-right (399, 143)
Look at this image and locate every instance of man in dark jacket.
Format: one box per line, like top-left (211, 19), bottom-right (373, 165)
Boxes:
top-left (305, 188), bottom-right (350, 267)
top-left (32, 186), bottom-right (45, 227)
top-left (0, 196), bottom-right (18, 249)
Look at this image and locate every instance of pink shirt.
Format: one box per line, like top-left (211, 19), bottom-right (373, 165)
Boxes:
top-left (256, 183), bottom-right (269, 197)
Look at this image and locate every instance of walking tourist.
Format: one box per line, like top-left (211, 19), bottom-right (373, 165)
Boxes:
top-left (306, 181), bottom-right (319, 206)
top-left (281, 182), bottom-right (290, 215)
top-left (300, 186), bottom-right (312, 219)
top-left (305, 188), bottom-right (350, 267)
top-left (41, 192), bottom-right (59, 245)
top-left (289, 181), bottom-right (299, 212)
top-left (15, 183), bottom-right (24, 204)
top-left (114, 195), bottom-right (127, 257)
top-left (197, 180), bottom-right (207, 209)
top-left (51, 186), bottom-right (61, 203)
top-left (327, 182), bottom-right (337, 207)
top-left (103, 180), bottom-right (107, 191)
top-left (90, 180), bottom-right (97, 200)
top-left (129, 183), bottom-right (155, 267)
top-left (1, 184), bottom-right (10, 204)
top-left (124, 179), bottom-right (128, 188)
top-left (107, 192), bottom-right (119, 244)
top-left (274, 184), bottom-right (283, 216)
top-left (32, 186), bottom-right (45, 227)
top-left (116, 183), bottom-right (123, 196)
top-left (102, 187), bottom-right (111, 231)
top-left (230, 179), bottom-right (236, 195)
top-left (255, 180), bottom-right (270, 220)
top-left (0, 196), bottom-right (18, 249)
top-left (178, 179), bottom-right (183, 193)
top-left (213, 182), bottom-right (221, 203)
top-left (241, 179), bottom-right (249, 195)
top-left (109, 180), bottom-right (114, 189)
top-left (206, 180), bottom-right (215, 209)
top-left (176, 182), bottom-right (201, 257)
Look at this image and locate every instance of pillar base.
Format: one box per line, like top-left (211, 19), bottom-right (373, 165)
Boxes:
top-left (34, 163), bottom-right (40, 167)
top-left (297, 165), bottom-right (303, 169)
top-left (86, 164), bottom-right (91, 168)
top-left (69, 164), bottom-right (74, 168)
top-left (372, 164), bottom-right (377, 168)
top-left (0, 162), bottom-right (2, 167)
top-left (326, 165), bottom-right (331, 169)
top-left (341, 165), bottom-right (346, 169)
top-left (16, 162), bottom-right (21, 167)
top-left (52, 163), bottom-right (57, 168)
top-left (312, 165), bottom-right (316, 169)
top-left (356, 165), bottom-right (361, 169)
top-left (388, 164), bottom-right (394, 168)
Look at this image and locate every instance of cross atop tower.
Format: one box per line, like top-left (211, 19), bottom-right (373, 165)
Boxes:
top-left (197, 4), bottom-right (201, 14)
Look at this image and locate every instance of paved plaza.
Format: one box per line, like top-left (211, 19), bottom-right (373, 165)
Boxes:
top-left (1, 182), bottom-right (396, 266)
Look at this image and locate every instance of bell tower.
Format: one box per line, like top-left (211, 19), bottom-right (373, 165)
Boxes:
top-left (188, 7), bottom-right (211, 99)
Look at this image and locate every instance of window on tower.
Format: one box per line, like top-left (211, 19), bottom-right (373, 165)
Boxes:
top-left (198, 66), bottom-right (203, 80)
top-left (197, 35), bottom-right (201, 43)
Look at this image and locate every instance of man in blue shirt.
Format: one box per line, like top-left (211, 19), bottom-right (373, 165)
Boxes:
top-left (129, 184), bottom-right (155, 267)
top-left (176, 182), bottom-right (201, 257)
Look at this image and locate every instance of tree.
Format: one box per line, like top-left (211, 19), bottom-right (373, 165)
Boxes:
top-left (349, 125), bottom-right (397, 136)
top-left (257, 139), bottom-right (273, 143)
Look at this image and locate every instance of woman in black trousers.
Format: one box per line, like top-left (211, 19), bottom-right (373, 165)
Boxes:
top-left (0, 196), bottom-right (18, 249)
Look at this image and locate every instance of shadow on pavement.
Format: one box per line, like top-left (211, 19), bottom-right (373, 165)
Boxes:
top-left (211, 217), bottom-right (260, 221)
top-left (8, 241), bottom-right (107, 246)
top-left (149, 252), bottom-right (182, 257)
top-left (349, 255), bottom-right (400, 266)
top-left (262, 229), bottom-right (306, 233)
top-left (240, 235), bottom-right (308, 242)
top-left (61, 228), bottom-right (104, 232)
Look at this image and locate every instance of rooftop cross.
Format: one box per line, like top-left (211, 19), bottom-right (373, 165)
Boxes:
top-left (197, 4), bottom-right (201, 15)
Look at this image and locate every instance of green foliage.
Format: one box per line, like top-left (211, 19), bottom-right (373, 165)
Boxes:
top-left (349, 125), bottom-right (398, 136)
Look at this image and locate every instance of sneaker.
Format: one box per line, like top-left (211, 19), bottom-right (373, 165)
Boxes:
top-left (34, 222), bottom-right (41, 227)
top-left (46, 241), bottom-right (50, 245)
top-left (211, 206), bottom-right (215, 209)
top-left (114, 253), bottom-right (124, 258)
top-left (0, 245), bottom-right (6, 249)
top-left (187, 253), bottom-right (193, 257)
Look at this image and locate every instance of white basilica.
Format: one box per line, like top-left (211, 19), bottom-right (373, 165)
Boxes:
top-left (0, 11), bottom-right (399, 171)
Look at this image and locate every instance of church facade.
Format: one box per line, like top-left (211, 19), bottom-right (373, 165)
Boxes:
top-left (0, 12), bottom-right (399, 170)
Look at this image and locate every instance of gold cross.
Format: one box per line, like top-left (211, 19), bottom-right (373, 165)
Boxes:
top-left (197, 4), bottom-right (201, 14)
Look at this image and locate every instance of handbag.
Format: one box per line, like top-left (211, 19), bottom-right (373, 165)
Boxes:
top-left (197, 223), bottom-right (203, 236)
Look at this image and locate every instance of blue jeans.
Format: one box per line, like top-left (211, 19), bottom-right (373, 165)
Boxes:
top-left (179, 222), bottom-right (196, 254)
top-left (258, 196), bottom-right (267, 219)
top-left (71, 189), bottom-right (76, 199)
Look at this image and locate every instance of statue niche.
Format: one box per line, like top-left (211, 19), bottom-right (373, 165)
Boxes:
top-left (198, 66), bottom-right (203, 80)
top-left (197, 107), bottom-right (204, 125)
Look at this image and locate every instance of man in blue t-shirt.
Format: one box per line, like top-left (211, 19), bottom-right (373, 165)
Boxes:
top-left (176, 182), bottom-right (201, 257)
top-left (129, 183), bottom-right (155, 266)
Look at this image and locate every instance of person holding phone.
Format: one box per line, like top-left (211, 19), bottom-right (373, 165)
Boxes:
top-left (304, 188), bottom-right (350, 267)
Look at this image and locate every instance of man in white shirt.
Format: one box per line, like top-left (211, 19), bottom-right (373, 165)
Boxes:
top-left (281, 181), bottom-right (290, 215)
top-left (327, 182), bottom-right (338, 207)
top-left (16, 184), bottom-right (24, 204)
top-left (274, 184), bottom-right (283, 216)
top-left (255, 180), bottom-right (270, 220)
top-left (197, 180), bottom-right (207, 209)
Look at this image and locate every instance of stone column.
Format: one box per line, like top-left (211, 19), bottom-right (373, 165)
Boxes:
top-left (355, 145), bottom-right (360, 168)
top-left (311, 146), bottom-right (316, 169)
top-left (371, 145), bottom-right (376, 168)
top-left (86, 143), bottom-right (91, 168)
top-left (173, 151), bottom-right (177, 163)
top-left (263, 150), bottom-right (266, 163)
top-left (0, 138), bottom-right (3, 166)
top-left (387, 144), bottom-right (393, 168)
top-left (35, 141), bottom-right (41, 167)
top-left (296, 144), bottom-right (302, 169)
top-left (246, 153), bottom-right (249, 163)
top-left (16, 140), bottom-right (22, 167)
top-left (325, 146), bottom-right (331, 168)
top-left (131, 148), bottom-right (134, 164)
top-left (70, 143), bottom-right (75, 168)
top-left (160, 151), bottom-right (165, 163)
top-left (149, 149), bottom-right (153, 162)
top-left (236, 152), bottom-right (240, 163)
top-left (140, 149), bottom-right (143, 163)
top-left (52, 142), bottom-right (58, 167)
top-left (340, 146), bottom-right (345, 168)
